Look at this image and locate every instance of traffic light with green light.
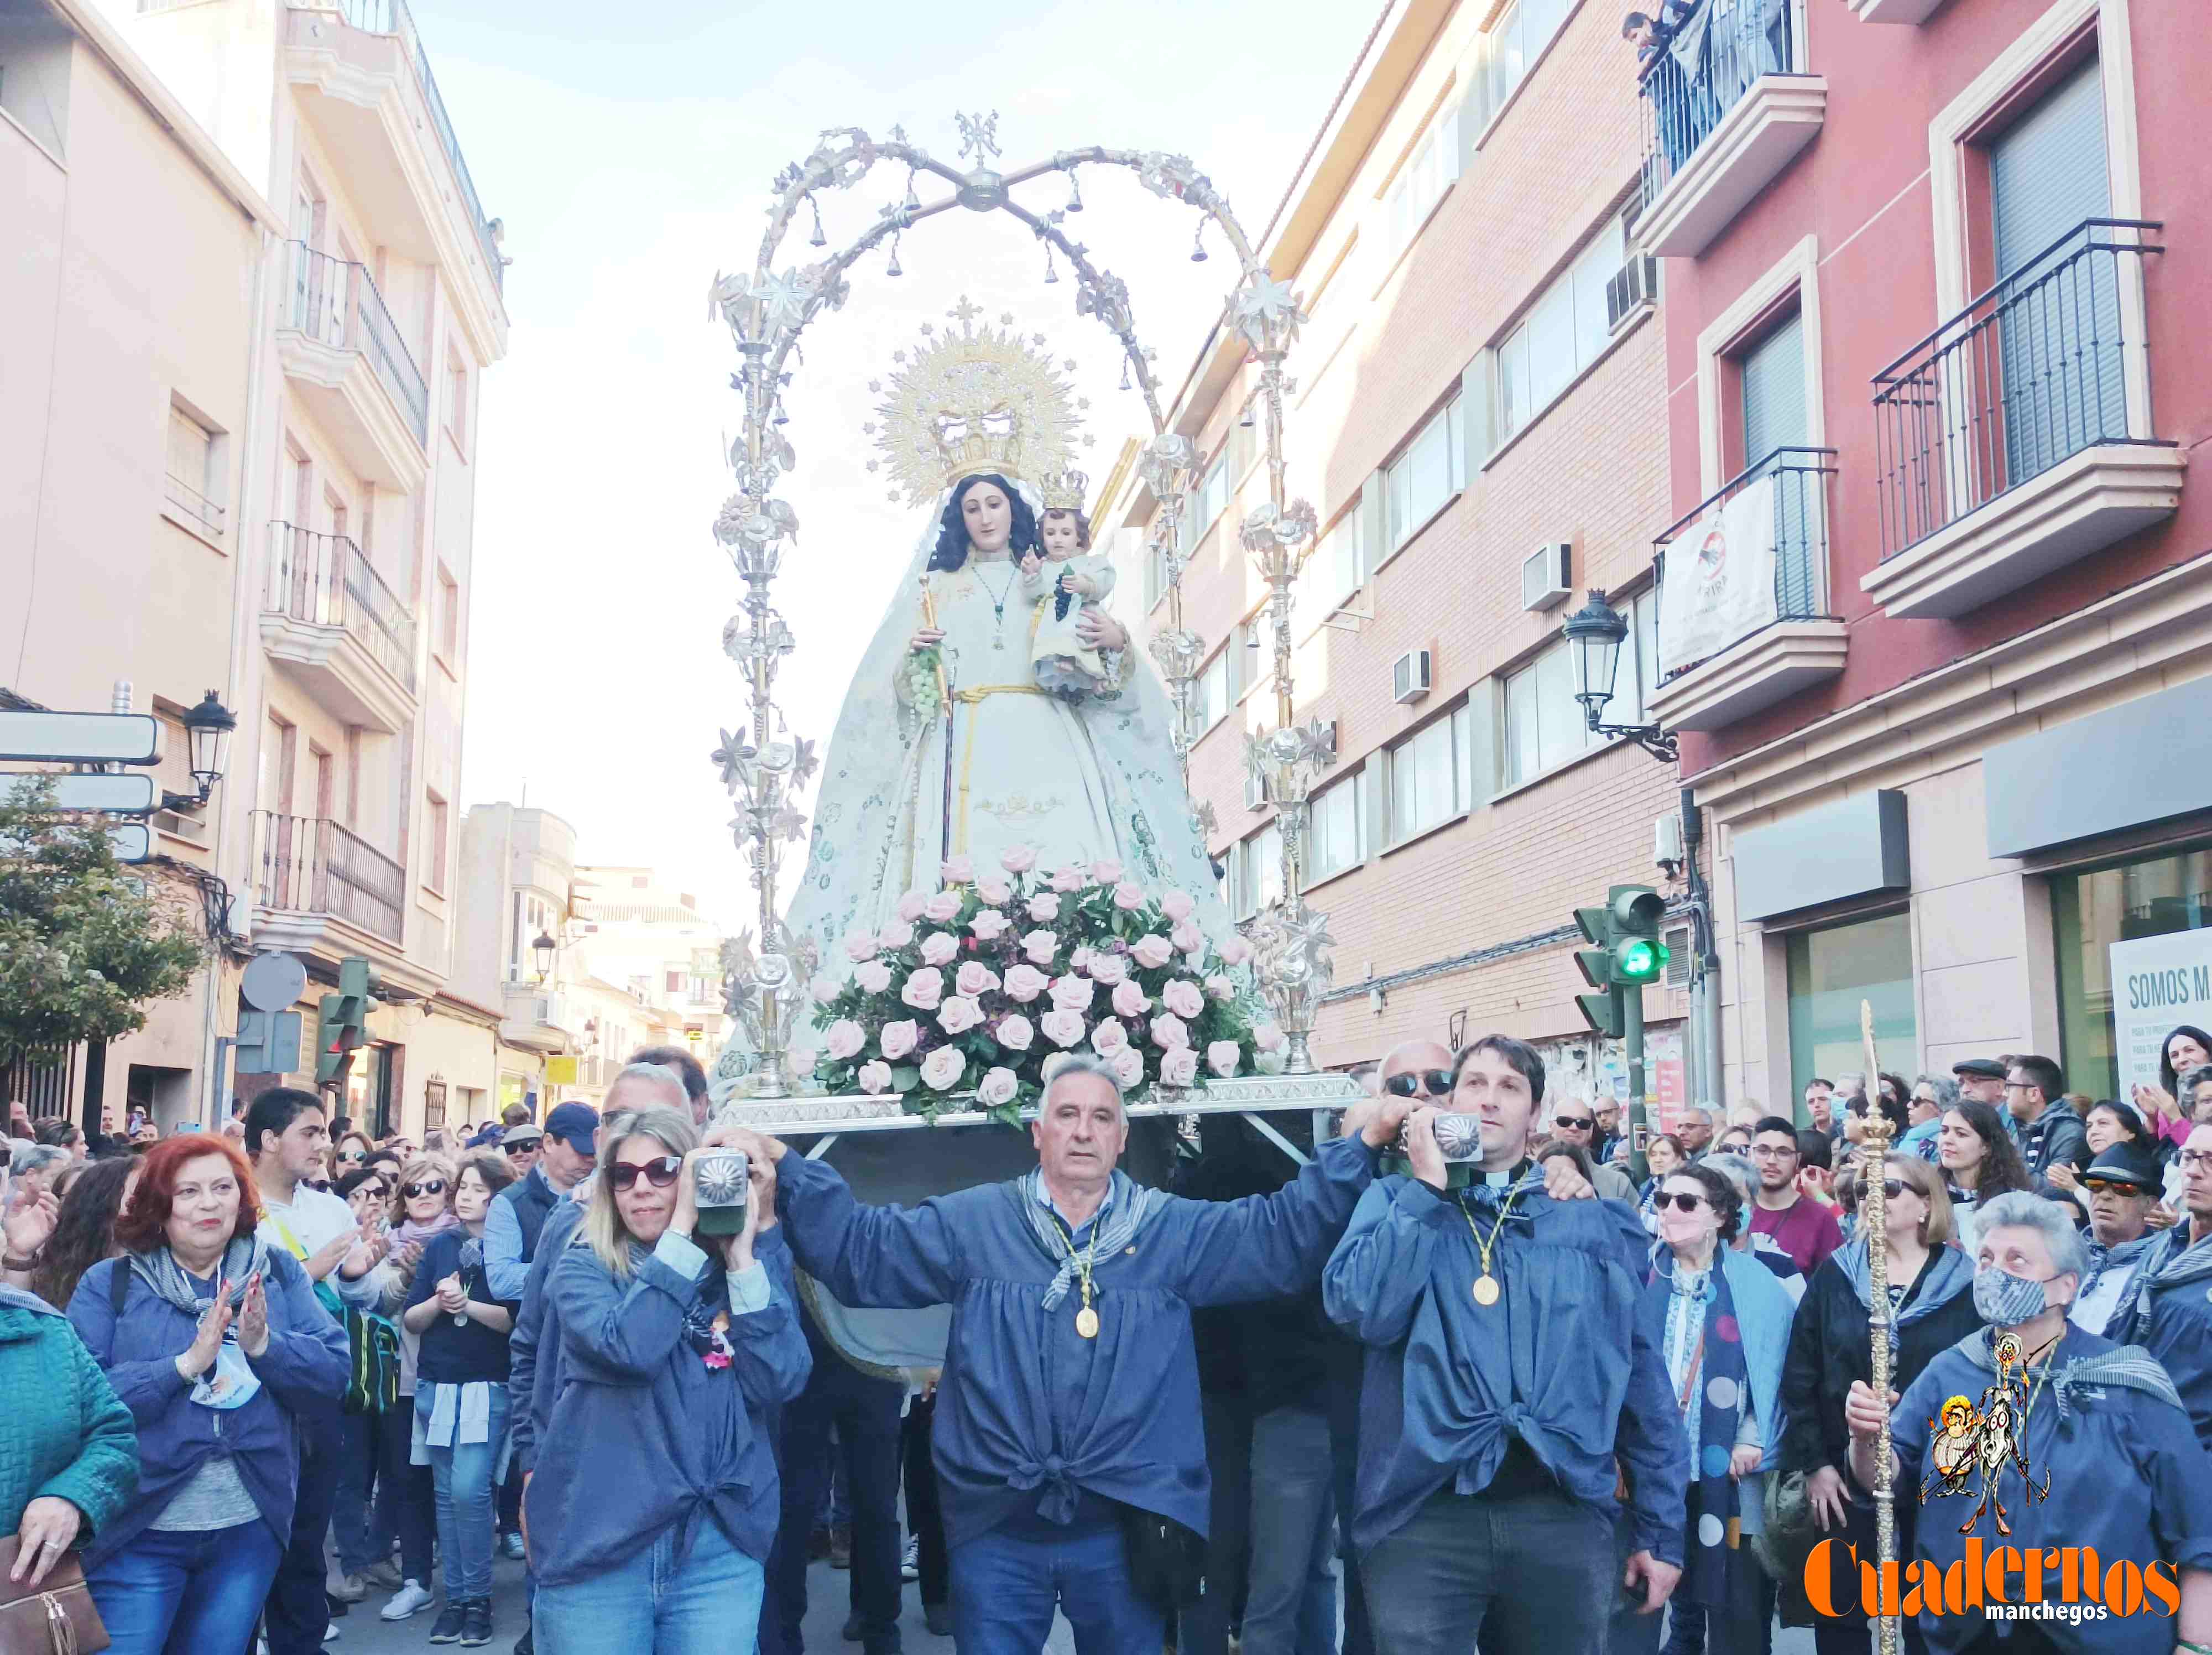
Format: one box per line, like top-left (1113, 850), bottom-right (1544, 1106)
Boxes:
top-left (1573, 903), bottom-right (1624, 1038)
top-left (1608, 885), bottom-right (1668, 983)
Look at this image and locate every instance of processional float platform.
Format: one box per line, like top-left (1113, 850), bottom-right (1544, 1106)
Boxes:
top-left (719, 1071), bottom-right (1364, 1137)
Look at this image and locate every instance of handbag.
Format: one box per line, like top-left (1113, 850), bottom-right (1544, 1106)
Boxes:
top-left (1114, 1501), bottom-right (1207, 1615)
top-left (0, 1537), bottom-right (109, 1655)
top-left (341, 1307), bottom-right (401, 1416)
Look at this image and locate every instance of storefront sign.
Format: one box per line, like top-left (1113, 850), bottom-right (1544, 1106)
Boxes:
top-left (2108, 929), bottom-right (2212, 1096)
top-left (1657, 471), bottom-right (1778, 676)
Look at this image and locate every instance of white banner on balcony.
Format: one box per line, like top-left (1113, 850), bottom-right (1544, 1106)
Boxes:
top-left (1657, 470), bottom-right (1777, 677)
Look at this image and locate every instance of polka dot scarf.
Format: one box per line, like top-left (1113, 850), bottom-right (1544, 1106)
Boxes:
top-left (1641, 1251), bottom-right (1750, 1605)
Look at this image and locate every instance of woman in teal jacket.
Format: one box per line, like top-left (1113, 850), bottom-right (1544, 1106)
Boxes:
top-left (0, 1281), bottom-right (138, 1589)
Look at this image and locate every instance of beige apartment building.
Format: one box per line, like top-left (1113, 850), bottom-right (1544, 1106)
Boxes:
top-left (1, 0), bottom-right (507, 1131)
top-left (1097, 0), bottom-right (1703, 1112)
top-left (565, 865), bottom-right (733, 1100)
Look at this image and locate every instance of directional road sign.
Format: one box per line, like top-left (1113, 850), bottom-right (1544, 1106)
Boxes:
top-left (105, 824), bottom-right (152, 864)
top-left (0, 711), bottom-right (160, 766)
top-left (0, 773), bottom-right (159, 815)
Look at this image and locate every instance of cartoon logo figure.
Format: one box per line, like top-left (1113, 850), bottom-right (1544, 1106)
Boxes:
top-left (1693, 527), bottom-right (1729, 587)
top-left (1919, 1332), bottom-right (2052, 1536)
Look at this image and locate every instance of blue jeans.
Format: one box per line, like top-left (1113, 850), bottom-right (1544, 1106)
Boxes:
top-left (948, 1497), bottom-right (1165, 1655)
top-left (417, 1383), bottom-right (511, 1602)
top-left (536, 1518), bottom-right (765, 1655)
top-left (88, 1518), bottom-right (284, 1655)
top-left (331, 1409), bottom-right (377, 1575)
top-left (1244, 1406), bottom-right (1337, 1655)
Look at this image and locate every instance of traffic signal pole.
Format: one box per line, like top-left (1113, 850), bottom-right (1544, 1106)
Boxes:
top-left (1621, 971), bottom-right (1648, 1188)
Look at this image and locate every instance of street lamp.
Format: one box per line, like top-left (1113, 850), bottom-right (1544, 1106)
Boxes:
top-left (531, 930), bottom-right (557, 983)
top-left (163, 690), bottom-right (237, 811)
top-left (1560, 591), bottom-right (1677, 764)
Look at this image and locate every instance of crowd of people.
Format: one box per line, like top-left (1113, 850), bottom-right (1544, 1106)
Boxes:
top-left (4, 1023), bottom-right (2212, 1654)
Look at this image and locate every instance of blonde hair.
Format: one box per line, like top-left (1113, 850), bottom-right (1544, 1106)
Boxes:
top-left (1860, 1152), bottom-right (1955, 1249)
top-left (582, 1107), bottom-right (696, 1279)
top-left (398, 1154), bottom-right (457, 1210)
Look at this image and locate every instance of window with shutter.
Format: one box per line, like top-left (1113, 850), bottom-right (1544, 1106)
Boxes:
top-left (1739, 310), bottom-right (1809, 469)
top-left (165, 405), bottom-right (222, 532)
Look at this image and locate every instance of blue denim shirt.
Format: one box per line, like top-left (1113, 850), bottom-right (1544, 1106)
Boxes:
top-left (1323, 1175), bottom-right (1689, 1561)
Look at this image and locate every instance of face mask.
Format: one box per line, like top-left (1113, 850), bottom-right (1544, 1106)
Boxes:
top-left (1973, 1262), bottom-right (2051, 1326)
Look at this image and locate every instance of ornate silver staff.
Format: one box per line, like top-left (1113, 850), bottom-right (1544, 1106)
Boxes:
top-left (1857, 999), bottom-right (1899, 1655)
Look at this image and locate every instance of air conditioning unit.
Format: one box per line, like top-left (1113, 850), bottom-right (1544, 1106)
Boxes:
top-left (1605, 253), bottom-right (1658, 333)
top-left (1245, 767), bottom-right (1267, 810)
top-left (1392, 649), bottom-right (1432, 706)
top-left (1520, 543), bottom-right (1572, 611)
top-left (1663, 925), bottom-right (1692, 989)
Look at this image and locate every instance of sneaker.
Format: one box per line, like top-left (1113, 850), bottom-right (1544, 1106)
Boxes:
top-left (902, 1536), bottom-right (920, 1581)
top-left (429, 1601), bottom-right (468, 1644)
top-left (500, 1531), bottom-right (528, 1561)
top-left (381, 1580), bottom-right (435, 1622)
top-left (327, 1568), bottom-right (368, 1605)
top-left (924, 1604), bottom-right (953, 1639)
top-left (363, 1560), bottom-right (404, 1591)
top-left (461, 1600), bottom-right (494, 1648)
top-left (828, 1523), bottom-right (852, 1569)
top-left (324, 1625), bottom-right (341, 1644)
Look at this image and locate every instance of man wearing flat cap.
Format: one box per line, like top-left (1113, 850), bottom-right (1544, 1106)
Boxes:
top-left (2068, 1138), bottom-right (2167, 1336)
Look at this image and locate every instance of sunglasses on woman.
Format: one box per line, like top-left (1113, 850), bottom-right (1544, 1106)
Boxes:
top-left (1655, 1191), bottom-right (1709, 1213)
top-left (401, 1179), bottom-right (446, 1199)
top-left (356, 1185), bottom-right (390, 1203)
top-left (1856, 1178), bottom-right (1907, 1200)
top-left (336, 1150), bottom-right (367, 1165)
top-left (1383, 1069), bottom-right (1455, 1099)
top-left (607, 1156), bottom-right (684, 1193)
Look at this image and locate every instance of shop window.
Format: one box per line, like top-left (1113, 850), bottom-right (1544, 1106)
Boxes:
top-left (1786, 912), bottom-right (1918, 1104)
top-left (2053, 845), bottom-right (2212, 1099)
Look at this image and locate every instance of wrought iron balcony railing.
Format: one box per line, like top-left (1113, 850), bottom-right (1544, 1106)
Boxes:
top-left (286, 242), bottom-right (431, 445)
top-left (267, 522), bottom-right (419, 694)
top-left (1653, 445), bottom-right (1839, 679)
top-left (252, 811), bottom-right (406, 944)
top-left (1872, 218), bottom-right (2163, 557)
top-left (1637, 0), bottom-right (1806, 211)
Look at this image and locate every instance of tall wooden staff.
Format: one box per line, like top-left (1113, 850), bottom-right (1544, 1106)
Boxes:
top-left (1858, 1000), bottom-right (1900, 1655)
top-left (917, 572), bottom-right (955, 864)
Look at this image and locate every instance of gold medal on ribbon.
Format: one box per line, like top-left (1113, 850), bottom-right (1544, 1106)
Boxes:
top-left (1075, 1305), bottom-right (1100, 1339)
top-left (1472, 1274), bottom-right (1500, 1307)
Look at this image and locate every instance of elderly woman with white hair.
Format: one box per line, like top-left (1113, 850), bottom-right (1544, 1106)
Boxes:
top-left (1847, 1191), bottom-right (2212, 1655)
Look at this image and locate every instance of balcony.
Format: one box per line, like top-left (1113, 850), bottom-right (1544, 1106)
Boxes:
top-left (251, 811), bottom-right (406, 952)
top-left (284, 0), bottom-right (506, 323)
top-left (499, 982), bottom-right (571, 1055)
top-left (1635, 0), bottom-right (1825, 258)
top-left (277, 243), bottom-right (429, 490)
top-left (261, 523), bottom-right (419, 730)
top-left (1648, 446), bottom-right (1847, 731)
top-left (1864, 221), bottom-right (2184, 620)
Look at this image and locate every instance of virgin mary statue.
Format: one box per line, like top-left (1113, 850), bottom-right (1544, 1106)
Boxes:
top-left (785, 307), bottom-right (1234, 979)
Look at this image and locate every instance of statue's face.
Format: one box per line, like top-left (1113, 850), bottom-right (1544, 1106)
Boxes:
top-left (963, 482), bottom-right (1013, 554)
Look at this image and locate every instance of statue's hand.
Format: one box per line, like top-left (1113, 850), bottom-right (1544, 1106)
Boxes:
top-left (1074, 610), bottom-right (1126, 651)
top-left (1018, 553), bottom-right (1043, 581)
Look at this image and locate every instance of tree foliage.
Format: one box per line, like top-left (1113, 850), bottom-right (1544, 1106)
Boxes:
top-left (0, 777), bottom-right (205, 1064)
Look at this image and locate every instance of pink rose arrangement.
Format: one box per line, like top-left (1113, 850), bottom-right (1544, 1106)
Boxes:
top-left (805, 847), bottom-right (1269, 1124)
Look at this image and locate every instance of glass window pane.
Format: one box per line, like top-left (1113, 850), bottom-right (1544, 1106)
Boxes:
top-left (1408, 414), bottom-right (1450, 527)
top-left (1527, 280), bottom-right (1577, 410)
top-left (1535, 643), bottom-right (1580, 771)
top-left (1449, 707), bottom-right (1469, 809)
top-left (1506, 666), bottom-right (1538, 786)
top-left (1572, 232), bottom-right (1616, 371)
top-left (1786, 913), bottom-right (1919, 1108)
top-left (1498, 330), bottom-right (1530, 440)
top-left (2053, 848), bottom-right (2212, 1100)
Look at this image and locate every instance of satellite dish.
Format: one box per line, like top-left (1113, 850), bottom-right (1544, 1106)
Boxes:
top-left (241, 951), bottom-right (309, 1013)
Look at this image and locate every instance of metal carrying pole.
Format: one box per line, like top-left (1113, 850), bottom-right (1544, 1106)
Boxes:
top-left (1858, 999), bottom-right (1900, 1655)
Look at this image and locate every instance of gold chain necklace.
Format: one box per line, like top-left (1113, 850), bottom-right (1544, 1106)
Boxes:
top-left (1052, 1216), bottom-right (1103, 1338)
top-left (1461, 1182), bottom-right (1525, 1307)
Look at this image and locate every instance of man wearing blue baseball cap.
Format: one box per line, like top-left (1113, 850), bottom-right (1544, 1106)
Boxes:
top-left (484, 1102), bottom-right (599, 1302)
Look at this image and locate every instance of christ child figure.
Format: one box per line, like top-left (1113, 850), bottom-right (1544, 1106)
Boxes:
top-left (1029, 500), bottom-right (1117, 698)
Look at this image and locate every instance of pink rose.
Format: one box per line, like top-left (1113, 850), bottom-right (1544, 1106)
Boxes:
top-left (878, 919), bottom-right (915, 949)
top-left (970, 910), bottom-right (1010, 941)
top-left (1204, 975), bottom-right (1233, 1001)
top-left (808, 973), bottom-right (842, 1005)
top-left (995, 1013), bottom-right (1035, 1053)
top-left (1207, 1040), bottom-right (1242, 1078)
top-left (1050, 975), bottom-right (1097, 1013)
top-left (1150, 1012), bottom-right (1190, 1050)
top-left (1171, 920), bottom-right (1204, 955)
top-left (1027, 893), bottom-right (1062, 923)
top-left (1254, 1023), bottom-right (1285, 1053)
top-left (1041, 1052), bottom-right (1074, 1083)
top-left (1111, 980), bottom-right (1150, 1019)
top-left (1219, 935), bottom-right (1252, 967)
top-left (938, 995), bottom-right (984, 1035)
top-left (1130, 934), bottom-right (1174, 970)
top-left (791, 1047), bottom-right (819, 1078)
top-left (1112, 881), bottom-right (1147, 911)
top-left (901, 967), bottom-right (944, 1011)
top-left (1071, 946), bottom-right (1093, 971)
top-left (1022, 929), bottom-right (1059, 967)
top-left (1110, 1047), bottom-right (1145, 1087)
top-left (924, 891), bottom-right (962, 924)
top-left (825, 1019), bottom-right (865, 1061)
top-left (843, 930), bottom-right (879, 963)
top-left (920, 1047), bottom-right (966, 1091)
top-left (1003, 964), bottom-right (1050, 1003)
top-left (879, 1019), bottom-right (920, 1061)
top-left (956, 961), bottom-right (1000, 998)
top-left (977, 1066), bottom-right (1019, 1107)
top-left (1091, 860), bottom-right (1125, 884)
top-left (920, 931), bottom-right (959, 967)
top-left (1091, 1018), bottom-right (1129, 1056)
top-left (1160, 889), bottom-right (1196, 923)
top-left (974, 876), bottom-right (1011, 907)
top-left (1000, 844), bottom-right (1038, 874)
top-left (940, 854), bottom-right (975, 885)
top-left (1086, 952), bottom-right (1128, 986)
top-left (857, 1060), bottom-right (894, 1095)
top-left (1160, 1047), bottom-right (1200, 1087)
top-left (853, 959), bottom-right (893, 994)
top-left (896, 890), bottom-right (928, 924)
top-left (1048, 865), bottom-right (1086, 893)
top-left (1040, 1009), bottom-right (1086, 1049)
top-left (1161, 979), bottom-right (1205, 1019)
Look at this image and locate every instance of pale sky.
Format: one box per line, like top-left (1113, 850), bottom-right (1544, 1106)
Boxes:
top-left (426, 0), bottom-right (1381, 929)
